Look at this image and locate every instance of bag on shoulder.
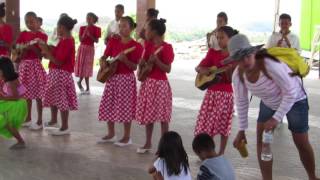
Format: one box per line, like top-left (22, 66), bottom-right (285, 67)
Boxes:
top-left (267, 47), bottom-right (309, 77)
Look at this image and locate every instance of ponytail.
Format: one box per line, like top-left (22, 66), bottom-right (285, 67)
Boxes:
top-left (218, 26), bottom-right (239, 38)
top-left (58, 15), bottom-right (77, 31)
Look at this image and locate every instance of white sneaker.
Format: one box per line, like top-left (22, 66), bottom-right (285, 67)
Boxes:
top-left (29, 123), bottom-right (43, 131)
top-left (44, 121), bottom-right (59, 128)
top-left (97, 136), bottom-right (117, 144)
top-left (136, 147), bottom-right (151, 154)
top-left (114, 139), bottom-right (132, 147)
top-left (22, 121), bottom-right (32, 127)
top-left (49, 129), bottom-right (70, 136)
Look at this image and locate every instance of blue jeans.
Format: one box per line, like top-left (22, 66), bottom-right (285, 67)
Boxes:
top-left (257, 99), bottom-right (309, 133)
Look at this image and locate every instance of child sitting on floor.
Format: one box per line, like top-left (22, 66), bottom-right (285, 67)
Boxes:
top-left (149, 131), bottom-right (192, 180)
top-left (193, 133), bottom-right (235, 180)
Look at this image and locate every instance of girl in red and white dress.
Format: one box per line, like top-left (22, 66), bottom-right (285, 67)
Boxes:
top-left (0, 3), bottom-right (13, 58)
top-left (136, 19), bottom-right (174, 153)
top-left (0, 3), bottom-right (13, 89)
top-left (98, 16), bottom-right (143, 146)
top-left (40, 15), bottom-right (78, 136)
top-left (75, 12), bottom-right (101, 95)
top-left (16, 12), bottom-right (48, 130)
top-left (194, 26), bottom-right (238, 155)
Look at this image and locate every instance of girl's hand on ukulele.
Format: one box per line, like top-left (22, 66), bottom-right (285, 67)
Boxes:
top-left (118, 53), bottom-right (128, 62)
top-left (39, 43), bottom-right (50, 55)
top-left (110, 61), bottom-right (118, 69)
top-left (199, 68), bottom-right (211, 76)
top-left (149, 55), bottom-right (158, 64)
top-left (99, 58), bottom-right (106, 68)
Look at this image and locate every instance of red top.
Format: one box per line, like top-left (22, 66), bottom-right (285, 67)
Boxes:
top-left (199, 49), bottom-right (233, 92)
top-left (16, 31), bottom-right (48, 60)
top-left (0, 24), bottom-right (13, 56)
top-left (104, 37), bottom-right (143, 74)
top-left (143, 41), bottom-right (174, 80)
top-left (79, 25), bottom-right (101, 46)
top-left (49, 37), bottom-right (75, 73)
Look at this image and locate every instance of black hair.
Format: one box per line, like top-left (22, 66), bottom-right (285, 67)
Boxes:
top-left (279, 13), bottom-right (291, 21)
top-left (60, 13), bottom-right (68, 18)
top-left (87, 12), bottom-right (98, 24)
top-left (25, 11), bottom-right (37, 19)
top-left (156, 131), bottom-right (189, 176)
top-left (147, 8), bottom-right (159, 19)
top-left (37, 17), bottom-right (43, 24)
top-left (0, 57), bottom-right (19, 82)
top-left (218, 26), bottom-right (239, 38)
top-left (0, 3), bottom-right (5, 18)
top-left (58, 15), bottom-right (77, 31)
top-left (148, 18), bottom-right (166, 36)
top-left (121, 16), bottom-right (137, 29)
top-left (217, 12), bottom-right (228, 23)
top-left (115, 4), bottom-right (124, 12)
top-left (238, 48), bottom-right (280, 83)
top-left (192, 133), bottom-right (215, 154)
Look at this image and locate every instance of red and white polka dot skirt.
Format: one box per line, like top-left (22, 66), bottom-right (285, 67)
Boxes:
top-left (98, 73), bottom-right (137, 123)
top-left (18, 59), bottom-right (47, 100)
top-left (194, 90), bottom-right (234, 137)
top-left (74, 44), bottom-right (95, 78)
top-left (136, 78), bottom-right (172, 125)
top-left (43, 69), bottom-right (78, 111)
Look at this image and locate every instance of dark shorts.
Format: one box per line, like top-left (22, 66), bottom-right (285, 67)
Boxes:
top-left (257, 99), bottom-right (309, 133)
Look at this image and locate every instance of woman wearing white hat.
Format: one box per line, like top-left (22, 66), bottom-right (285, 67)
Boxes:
top-left (230, 34), bottom-right (319, 180)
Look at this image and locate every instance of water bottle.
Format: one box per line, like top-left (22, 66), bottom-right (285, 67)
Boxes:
top-left (261, 130), bottom-right (273, 161)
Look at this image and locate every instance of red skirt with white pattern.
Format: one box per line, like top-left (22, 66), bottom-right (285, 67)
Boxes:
top-left (136, 78), bottom-right (172, 125)
top-left (194, 90), bottom-right (234, 137)
top-left (43, 69), bottom-right (78, 111)
top-left (74, 44), bottom-right (95, 78)
top-left (18, 59), bottom-right (47, 100)
top-left (98, 73), bottom-right (137, 123)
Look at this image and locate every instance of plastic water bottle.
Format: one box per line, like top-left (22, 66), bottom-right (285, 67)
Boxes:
top-left (261, 130), bottom-right (273, 161)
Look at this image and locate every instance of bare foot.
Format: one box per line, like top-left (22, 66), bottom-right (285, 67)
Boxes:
top-left (77, 81), bottom-right (84, 92)
top-left (118, 137), bottom-right (130, 143)
top-left (48, 121), bottom-right (57, 125)
top-left (102, 134), bottom-right (115, 140)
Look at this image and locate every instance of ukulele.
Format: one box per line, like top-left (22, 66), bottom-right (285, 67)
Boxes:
top-left (195, 66), bottom-right (229, 90)
top-left (11, 38), bottom-right (43, 63)
top-left (137, 46), bottom-right (163, 82)
top-left (97, 46), bottom-right (136, 83)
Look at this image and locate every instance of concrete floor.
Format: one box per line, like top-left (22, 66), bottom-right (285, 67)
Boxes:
top-left (1, 60), bottom-right (320, 180)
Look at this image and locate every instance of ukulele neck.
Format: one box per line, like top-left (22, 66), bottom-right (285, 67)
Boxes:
top-left (212, 66), bottom-right (228, 74)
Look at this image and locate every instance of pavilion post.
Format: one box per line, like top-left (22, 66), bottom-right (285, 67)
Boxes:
top-left (136, 0), bottom-right (155, 38)
top-left (6, 0), bottom-right (20, 41)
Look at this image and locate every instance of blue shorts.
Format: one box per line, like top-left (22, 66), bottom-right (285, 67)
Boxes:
top-left (257, 99), bottom-right (309, 133)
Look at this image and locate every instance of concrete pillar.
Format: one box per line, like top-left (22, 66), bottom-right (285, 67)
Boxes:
top-left (6, 0), bottom-right (20, 41)
top-left (136, 0), bottom-right (155, 38)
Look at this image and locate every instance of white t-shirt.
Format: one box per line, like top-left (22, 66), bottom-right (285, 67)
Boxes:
top-left (266, 32), bottom-right (301, 52)
top-left (106, 19), bottom-right (120, 37)
top-left (154, 158), bottom-right (192, 180)
top-left (208, 31), bottom-right (221, 50)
